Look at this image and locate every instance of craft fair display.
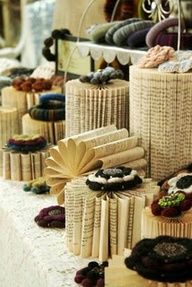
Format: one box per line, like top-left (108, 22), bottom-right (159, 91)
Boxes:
top-left (3, 134), bottom-right (50, 181)
top-left (22, 93), bottom-right (65, 144)
top-left (65, 167), bottom-right (158, 261)
top-left (65, 67), bottom-right (129, 136)
top-left (105, 236), bottom-right (192, 287)
top-left (129, 64), bottom-right (192, 180)
top-left (45, 125), bottom-right (147, 204)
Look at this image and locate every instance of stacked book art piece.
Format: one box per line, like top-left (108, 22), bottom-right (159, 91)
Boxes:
top-left (45, 125), bottom-right (147, 204)
top-left (142, 164), bottom-right (192, 239)
top-left (65, 67), bottom-right (129, 136)
top-left (1, 76), bottom-right (61, 132)
top-left (3, 134), bottom-right (50, 181)
top-left (65, 167), bottom-right (158, 261)
top-left (130, 48), bottom-right (192, 180)
top-left (22, 93), bottom-right (65, 144)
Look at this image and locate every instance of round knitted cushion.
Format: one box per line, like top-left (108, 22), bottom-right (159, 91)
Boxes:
top-left (113, 20), bottom-right (154, 46)
top-left (105, 17), bottom-right (141, 44)
top-left (146, 17), bottom-right (185, 48)
top-left (29, 93), bottom-right (65, 122)
top-left (127, 27), bottom-right (151, 48)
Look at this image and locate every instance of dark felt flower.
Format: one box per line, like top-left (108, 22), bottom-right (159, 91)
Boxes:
top-left (34, 205), bottom-right (65, 228)
top-left (125, 235), bottom-right (192, 282)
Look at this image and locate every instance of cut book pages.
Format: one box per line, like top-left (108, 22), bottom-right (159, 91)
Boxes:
top-left (45, 125), bottom-right (147, 204)
top-left (65, 177), bottom-right (159, 261)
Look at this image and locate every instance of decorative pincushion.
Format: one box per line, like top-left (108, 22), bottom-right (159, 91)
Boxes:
top-left (124, 235), bottom-right (192, 283)
top-left (79, 67), bottom-right (124, 86)
top-left (74, 261), bottom-right (108, 287)
top-left (7, 134), bottom-right (47, 152)
top-left (23, 177), bottom-right (50, 194)
top-left (34, 205), bottom-right (65, 228)
top-left (86, 166), bottom-right (142, 191)
top-left (151, 192), bottom-right (192, 218)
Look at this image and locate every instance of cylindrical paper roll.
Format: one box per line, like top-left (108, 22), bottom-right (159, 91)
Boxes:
top-left (0, 106), bottom-right (19, 148)
top-left (21, 153), bottom-right (32, 181)
top-left (142, 207), bottom-right (192, 239)
top-left (2, 86), bottom-right (62, 132)
top-left (2, 150), bottom-right (10, 178)
top-left (22, 113), bottom-right (65, 144)
top-left (65, 79), bottom-right (129, 136)
top-left (129, 66), bottom-right (192, 180)
top-left (3, 149), bottom-right (50, 181)
top-left (10, 152), bottom-right (21, 181)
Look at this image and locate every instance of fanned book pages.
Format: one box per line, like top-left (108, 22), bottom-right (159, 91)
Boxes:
top-left (65, 79), bottom-right (129, 136)
top-left (142, 207), bottom-right (192, 239)
top-left (64, 175), bottom-right (159, 261)
top-left (129, 65), bottom-right (192, 180)
top-left (45, 125), bottom-right (147, 204)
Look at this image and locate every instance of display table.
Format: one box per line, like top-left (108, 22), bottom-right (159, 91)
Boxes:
top-left (0, 178), bottom-right (90, 287)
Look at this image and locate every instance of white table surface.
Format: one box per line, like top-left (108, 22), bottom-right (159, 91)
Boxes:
top-left (0, 178), bottom-right (90, 287)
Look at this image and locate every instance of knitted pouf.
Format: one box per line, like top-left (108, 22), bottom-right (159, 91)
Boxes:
top-left (129, 65), bottom-right (192, 180)
top-left (65, 79), bottom-right (129, 136)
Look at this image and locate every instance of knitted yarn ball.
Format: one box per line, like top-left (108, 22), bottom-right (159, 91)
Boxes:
top-left (125, 235), bottom-right (192, 282)
top-left (34, 205), bottom-right (65, 228)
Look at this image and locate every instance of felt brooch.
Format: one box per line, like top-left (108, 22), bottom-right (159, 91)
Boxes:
top-left (125, 235), bottom-right (192, 282)
top-left (151, 192), bottom-right (192, 218)
top-left (86, 166), bottom-right (142, 191)
top-left (34, 205), bottom-right (65, 228)
top-left (23, 177), bottom-right (50, 194)
top-left (74, 261), bottom-right (108, 287)
top-left (6, 134), bottom-right (47, 152)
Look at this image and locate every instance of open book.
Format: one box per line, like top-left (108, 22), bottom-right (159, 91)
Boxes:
top-left (65, 177), bottom-right (159, 261)
top-left (45, 125), bottom-right (147, 204)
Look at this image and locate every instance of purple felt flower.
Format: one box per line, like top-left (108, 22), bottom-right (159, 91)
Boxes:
top-left (34, 205), bottom-right (65, 228)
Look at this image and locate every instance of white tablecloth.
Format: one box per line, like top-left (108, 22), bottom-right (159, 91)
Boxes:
top-left (0, 178), bottom-right (90, 287)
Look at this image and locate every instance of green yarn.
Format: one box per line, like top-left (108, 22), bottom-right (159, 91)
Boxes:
top-left (105, 18), bottom-right (141, 45)
top-left (113, 20), bottom-right (154, 46)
